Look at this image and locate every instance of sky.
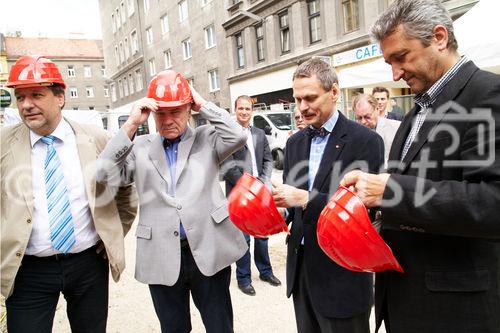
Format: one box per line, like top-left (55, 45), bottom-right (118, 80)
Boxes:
top-left (0, 0), bottom-right (102, 39)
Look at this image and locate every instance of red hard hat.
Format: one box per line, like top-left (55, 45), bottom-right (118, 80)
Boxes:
top-left (317, 186), bottom-right (404, 273)
top-left (6, 55), bottom-right (66, 89)
top-left (228, 173), bottom-right (289, 238)
top-left (147, 70), bottom-right (193, 108)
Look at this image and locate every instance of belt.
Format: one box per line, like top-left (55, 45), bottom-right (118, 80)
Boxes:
top-left (23, 245), bottom-right (97, 262)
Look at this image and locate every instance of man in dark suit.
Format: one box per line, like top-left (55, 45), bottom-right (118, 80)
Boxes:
top-left (372, 87), bottom-right (404, 121)
top-left (223, 95), bottom-right (281, 296)
top-left (272, 58), bottom-right (384, 333)
top-left (341, 1), bottom-right (500, 332)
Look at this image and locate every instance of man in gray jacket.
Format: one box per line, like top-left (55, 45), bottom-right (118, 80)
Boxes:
top-left (96, 70), bottom-right (247, 333)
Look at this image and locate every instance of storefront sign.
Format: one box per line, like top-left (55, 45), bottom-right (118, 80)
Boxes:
top-left (333, 43), bottom-right (383, 67)
top-left (0, 88), bottom-right (12, 108)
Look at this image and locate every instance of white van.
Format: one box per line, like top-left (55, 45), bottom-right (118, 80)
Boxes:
top-left (251, 110), bottom-right (294, 170)
top-left (100, 111), bottom-right (157, 137)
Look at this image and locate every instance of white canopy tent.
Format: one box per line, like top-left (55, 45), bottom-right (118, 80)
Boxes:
top-left (454, 0), bottom-right (500, 73)
top-left (338, 0), bottom-right (500, 89)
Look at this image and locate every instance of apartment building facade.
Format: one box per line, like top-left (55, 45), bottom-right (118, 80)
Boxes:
top-left (4, 37), bottom-right (110, 111)
top-left (222, 0), bottom-right (478, 114)
top-left (99, 0), bottom-right (233, 112)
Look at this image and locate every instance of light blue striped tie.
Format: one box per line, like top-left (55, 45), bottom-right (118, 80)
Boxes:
top-left (41, 135), bottom-right (76, 254)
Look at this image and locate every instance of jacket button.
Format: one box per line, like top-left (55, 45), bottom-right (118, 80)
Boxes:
top-left (16, 252), bottom-right (22, 257)
top-left (27, 218), bottom-right (31, 223)
top-left (177, 204), bottom-right (182, 210)
top-left (173, 231), bottom-right (179, 237)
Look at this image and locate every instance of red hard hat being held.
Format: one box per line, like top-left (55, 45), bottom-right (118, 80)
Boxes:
top-left (6, 55), bottom-right (66, 89)
top-left (228, 173), bottom-right (289, 238)
top-left (147, 70), bottom-right (193, 108)
top-left (317, 186), bottom-right (404, 273)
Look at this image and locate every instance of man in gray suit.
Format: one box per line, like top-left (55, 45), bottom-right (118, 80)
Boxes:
top-left (223, 95), bottom-right (281, 296)
top-left (353, 93), bottom-right (400, 168)
top-left (96, 70), bottom-right (248, 333)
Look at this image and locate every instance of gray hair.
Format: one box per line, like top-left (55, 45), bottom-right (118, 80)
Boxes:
top-left (371, 0), bottom-right (458, 51)
top-left (352, 93), bottom-right (378, 112)
top-left (293, 58), bottom-right (338, 91)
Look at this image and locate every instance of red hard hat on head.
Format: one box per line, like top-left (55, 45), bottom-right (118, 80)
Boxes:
top-left (147, 70), bottom-right (193, 108)
top-left (228, 173), bottom-right (289, 238)
top-left (317, 186), bottom-right (404, 273)
top-left (6, 55), bottom-right (66, 89)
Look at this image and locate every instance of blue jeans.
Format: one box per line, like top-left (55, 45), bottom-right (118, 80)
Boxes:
top-left (6, 246), bottom-right (109, 333)
top-left (236, 233), bottom-right (273, 286)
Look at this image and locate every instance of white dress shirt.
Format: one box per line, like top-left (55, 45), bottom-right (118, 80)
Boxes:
top-left (27, 119), bottom-right (99, 256)
top-left (242, 126), bottom-right (259, 177)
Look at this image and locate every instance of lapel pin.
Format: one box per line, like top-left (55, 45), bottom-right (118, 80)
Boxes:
top-left (335, 145), bottom-right (340, 149)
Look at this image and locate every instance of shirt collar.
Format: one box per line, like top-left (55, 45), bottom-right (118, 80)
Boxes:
top-left (308, 110), bottom-right (339, 134)
top-left (30, 118), bottom-right (72, 148)
top-left (162, 131), bottom-right (187, 147)
top-left (414, 56), bottom-right (468, 108)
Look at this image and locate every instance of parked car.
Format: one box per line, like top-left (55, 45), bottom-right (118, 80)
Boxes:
top-left (251, 111), bottom-right (294, 170)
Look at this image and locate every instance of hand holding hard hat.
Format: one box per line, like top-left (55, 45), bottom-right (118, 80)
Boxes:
top-left (317, 185), bottom-right (403, 273)
top-left (228, 173), bottom-right (289, 237)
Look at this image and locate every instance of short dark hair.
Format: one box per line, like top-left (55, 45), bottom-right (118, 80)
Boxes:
top-left (234, 95), bottom-right (253, 110)
top-left (372, 86), bottom-right (389, 98)
top-left (49, 83), bottom-right (66, 109)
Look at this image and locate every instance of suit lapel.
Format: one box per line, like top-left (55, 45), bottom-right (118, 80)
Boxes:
top-left (148, 134), bottom-right (170, 187)
top-left (399, 61), bottom-right (478, 172)
top-left (11, 126), bottom-right (34, 216)
top-left (68, 120), bottom-right (97, 215)
top-left (312, 112), bottom-right (347, 190)
top-left (175, 127), bottom-right (195, 184)
top-left (288, 131), bottom-right (310, 191)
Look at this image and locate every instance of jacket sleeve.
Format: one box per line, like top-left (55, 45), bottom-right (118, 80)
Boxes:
top-left (260, 133), bottom-right (273, 184)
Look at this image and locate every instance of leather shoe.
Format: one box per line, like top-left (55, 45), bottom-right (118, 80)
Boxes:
top-left (260, 274), bottom-right (281, 286)
top-left (238, 284), bottom-right (256, 296)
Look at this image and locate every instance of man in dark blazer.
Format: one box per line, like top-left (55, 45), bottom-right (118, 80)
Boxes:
top-left (272, 58), bottom-right (384, 333)
top-left (341, 1), bottom-right (500, 332)
top-left (223, 95), bottom-right (281, 296)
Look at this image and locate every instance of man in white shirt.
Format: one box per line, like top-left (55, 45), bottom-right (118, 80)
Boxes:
top-left (353, 93), bottom-right (401, 168)
top-left (1, 55), bottom-right (137, 333)
top-left (223, 95), bottom-right (281, 296)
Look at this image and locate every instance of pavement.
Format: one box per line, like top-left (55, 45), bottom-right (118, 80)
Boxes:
top-left (50, 170), bottom-right (386, 332)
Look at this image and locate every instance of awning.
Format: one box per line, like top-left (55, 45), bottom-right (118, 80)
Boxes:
top-left (337, 58), bottom-right (407, 89)
top-left (454, 0), bottom-right (500, 73)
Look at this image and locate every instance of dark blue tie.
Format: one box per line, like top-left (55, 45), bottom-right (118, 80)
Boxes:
top-left (306, 126), bottom-right (328, 138)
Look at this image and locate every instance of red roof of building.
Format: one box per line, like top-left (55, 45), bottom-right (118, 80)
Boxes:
top-left (6, 37), bottom-right (103, 60)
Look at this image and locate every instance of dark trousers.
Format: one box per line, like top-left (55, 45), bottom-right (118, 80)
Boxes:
top-left (292, 248), bottom-right (370, 333)
top-left (236, 232), bottom-right (273, 286)
top-left (149, 240), bottom-right (234, 333)
top-left (6, 246), bottom-right (109, 333)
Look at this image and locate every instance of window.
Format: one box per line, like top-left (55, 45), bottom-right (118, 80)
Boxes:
top-left (255, 24), bottom-right (265, 61)
top-left (70, 87), bottom-right (78, 98)
top-left (135, 69), bottom-right (143, 91)
top-left (123, 77), bottom-right (129, 96)
top-left (179, 0), bottom-right (188, 22)
top-left (308, 0), bottom-right (321, 43)
top-left (204, 24), bottom-right (216, 49)
top-left (143, 0), bottom-right (150, 12)
top-left (182, 38), bottom-right (192, 60)
top-left (120, 2), bottom-right (126, 24)
top-left (84, 65), bottom-right (92, 78)
top-left (235, 33), bottom-right (244, 68)
top-left (127, 0), bottom-right (135, 16)
top-left (89, 106), bottom-right (95, 110)
top-left (73, 107), bottom-right (79, 110)
top-left (279, 10), bottom-right (290, 53)
top-left (164, 49), bottom-right (172, 69)
top-left (148, 58), bottom-right (156, 76)
top-left (129, 73), bottom-right (135, 94)
top-left (118, 80), bottom-right (123, 98)
top-left (161, 14), bottom-right (169, 34)
top-left (146, 27), bottom-right (153, 45)
top-left (114, 45), bottom-right (119, 63)
top-left (119, 42), bottom-right (125, 63)
top-left (124, 38), bottom-right (130, 59)
top-left (104, 86), bottom-right (109, 97)
top-left (342, 0), bottom-right (359, 32)
top-left (101, 65), bottom-right (106, 76)
top-left (86, 87), bottom-right (94, 98)
top-left (208, 69), bottom-right (220, 92)
top-left (67, 65), bottom-right (76, 77)
top-left (131, 30), bottom-right (139, 53)
top-left (112, 14), bottom-right (116, 33)
top-left (111, 83), bottom-right (117, 101)
top-left (116, 8), bottom-right (121, 28)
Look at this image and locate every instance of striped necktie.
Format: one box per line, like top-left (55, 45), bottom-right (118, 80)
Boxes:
top-left (41, 135), bottom-right (76, 253)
